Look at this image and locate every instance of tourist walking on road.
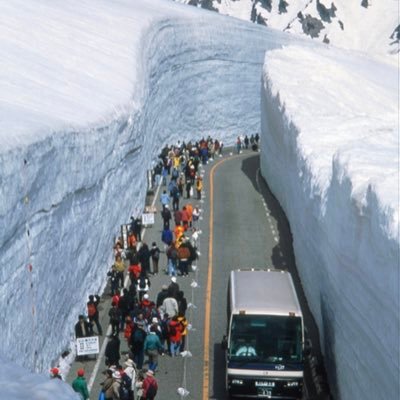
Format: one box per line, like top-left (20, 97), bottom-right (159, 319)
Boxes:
top-left (75, 315), bottom-right (91, 338)
top-left (87, 294), bottom-right (103, 336)
top-left (166, 243), bottom-right (178, 277)
top-left (112, 254), bottom-right (126, 289)
top-left (100, 369), bottom-right (114, 400)
top-left (72, 369), bottom-right (89, 400)
top-left (196, 176), bottom-right (203, 199)
top-left (109, 301), bottom-right (122, 336)
top-left (161, 205), bottom-right (172, 230)
top-left (144, 326), bottom-right (164, 372)
top-left (105, 334), bottom-right (121, 367)
top-left (150, 242), bottom-right (160, 275)
top-left (236, 136), bottom-right (242, 154)
top-left (160, 190), bottom-right (170, 209)
top-left (141, 370), bottom-right (158, 400)
top-left (159, 290), bottom-right (178, 319)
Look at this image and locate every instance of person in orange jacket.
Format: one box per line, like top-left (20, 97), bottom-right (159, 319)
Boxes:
top-left (186, 203), bottom-right (193, 228)
top-left (174, 224), bottom-right (184, 241)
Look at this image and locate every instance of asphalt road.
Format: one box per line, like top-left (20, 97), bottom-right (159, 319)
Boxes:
top-left (67, 148), bottom-right (325, 399)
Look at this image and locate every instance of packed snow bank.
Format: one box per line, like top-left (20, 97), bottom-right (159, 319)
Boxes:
top-left (260, 45), bottom-right (399, 399)
top-left (0, 356), bottom-right (79, 400)
top-left (0, 0), bottom-right (308, 381)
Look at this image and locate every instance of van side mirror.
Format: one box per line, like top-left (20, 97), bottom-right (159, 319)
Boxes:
top-left (221, 335), bottom-right (228, 350)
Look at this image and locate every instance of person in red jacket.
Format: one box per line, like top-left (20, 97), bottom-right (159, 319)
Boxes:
top-left (168, 316), bottom-right (183, 357)
top-left (142, 370), bottom-right (158, 399)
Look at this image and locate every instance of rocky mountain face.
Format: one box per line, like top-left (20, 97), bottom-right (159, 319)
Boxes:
top-left (174, 0), bottom-right (399, 59)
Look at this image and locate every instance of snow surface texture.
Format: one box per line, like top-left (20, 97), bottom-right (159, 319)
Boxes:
top-left (175, 0), bottom-right (399, 62)
top-left (0, 360), bottom-right (79, 400)
top-left (0, 0), bottom-right (314, 396)
top-left (260, 45), bottom-right (399, 399)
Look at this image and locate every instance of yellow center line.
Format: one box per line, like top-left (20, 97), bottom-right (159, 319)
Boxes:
top-left (202, 153), bottom-right (245, 400)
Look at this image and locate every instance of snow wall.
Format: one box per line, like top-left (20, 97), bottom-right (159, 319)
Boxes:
top-left (0, 0), bottom-right (308, 377)
top-left (260, 45), bottom-right (399, 400)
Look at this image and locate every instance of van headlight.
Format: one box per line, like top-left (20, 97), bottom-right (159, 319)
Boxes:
top-left (232, 379), bottom-right (244, 385)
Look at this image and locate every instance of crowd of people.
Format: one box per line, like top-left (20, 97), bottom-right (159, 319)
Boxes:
top-left (52, 136), bottom-right (258, 400)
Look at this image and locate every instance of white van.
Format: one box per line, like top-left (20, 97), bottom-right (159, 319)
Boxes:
top-left (224, 269), bottom-right (304, 399)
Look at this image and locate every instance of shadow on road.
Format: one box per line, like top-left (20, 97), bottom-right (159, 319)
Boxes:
top-left (211, 343), bottom-right (227, 400)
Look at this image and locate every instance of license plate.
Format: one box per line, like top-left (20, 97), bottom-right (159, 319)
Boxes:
top-left (255, 381), bottom-right (275, 387)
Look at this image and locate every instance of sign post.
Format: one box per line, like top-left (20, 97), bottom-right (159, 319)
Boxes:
top-left (142, 212), bottom-right (155, 227)
top-left (76, 336), bottom-right (100, 356)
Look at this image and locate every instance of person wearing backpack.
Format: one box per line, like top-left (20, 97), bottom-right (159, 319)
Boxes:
top-left (144, 326), bottom-right (164, 372)
top-left (171, 185), bottom-right (180, 211)
top-left (149, 242), bottom-right (160, 275)
top-left (119, 369), bottom-right (132, 400)
top-left (130, 321), bottom-right (147, 369)
top-left (109, 301), bottom-right (122, 336)
top-left (136, 274), bottom-right (150, 302)
top-left (123, 359), bottom-right (137, 399)
top-left (87, 294), bottom-right (103, 336)
top-left (142, 370), bottom-right (158, 400)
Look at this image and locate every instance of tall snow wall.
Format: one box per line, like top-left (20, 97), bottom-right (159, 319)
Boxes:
top-left (260, 45), bottom-right (399, 400)
top-left (0, 0), bottom-right (303, 373)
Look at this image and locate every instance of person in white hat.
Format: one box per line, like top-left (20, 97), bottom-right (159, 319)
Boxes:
top-left (123, 359), bottom-right (137, 395)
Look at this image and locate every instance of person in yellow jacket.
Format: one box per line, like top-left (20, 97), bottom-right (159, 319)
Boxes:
top-left (112, 254), bottom-right (126, 288)
top-left (196, 176), bottom-right (203, 200)
top-left (177, 312), bottom-right (189, 352)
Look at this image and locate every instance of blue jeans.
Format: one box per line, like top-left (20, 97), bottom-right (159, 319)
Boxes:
top-left (170, 341), bottom-right (180, 357)
top-left (168, 259), bottom-right (177, 276)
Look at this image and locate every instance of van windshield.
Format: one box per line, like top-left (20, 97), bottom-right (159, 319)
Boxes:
top-left (229, 314), bottom-right (302, 363)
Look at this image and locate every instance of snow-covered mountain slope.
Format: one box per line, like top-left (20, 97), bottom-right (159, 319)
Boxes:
top-left (0, 0), bottom-right (311, 395)
top-left (260, 45), bottom-right (398, 399)
top-left (175, 0), bottom-right (399, 61)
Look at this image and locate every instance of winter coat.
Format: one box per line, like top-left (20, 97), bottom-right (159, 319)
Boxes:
top-left (168, 320), bottom-right (183, 343)
top-left (102, 376), bottom-right (114, 400)
top-left (113, 260), bottom-right (125, 273)
top-left (142, 375), bottom-right (158, 399)
top-left (72, 376), bottom-right (89, 400)
top-left (74, 320), bottom-right (91, 338)
top-left (105, 336), bottom-right (120, 365)
top-left (161, 229), bottom-right (173, 245)
top-left (156, 289), bottom-right (169, 308)
top-left (160, 297), bottom-right (178, 318)
top-left (150, 246), bottom-right (160, 261)
top-left (144, 332), bottom-right (163, 352)
top-left (181, 209), bottom-right (189, 223)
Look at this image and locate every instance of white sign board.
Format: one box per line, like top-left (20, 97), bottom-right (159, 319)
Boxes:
top-left (76, 336), bottom-right (99, 356)
top-left (142, 213), bottom-right (155, 226)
